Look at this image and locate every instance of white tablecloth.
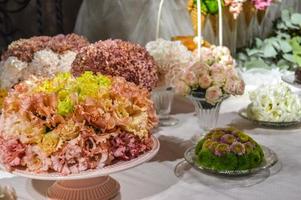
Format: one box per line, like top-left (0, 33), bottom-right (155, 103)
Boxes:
top-left (1, 69), bottom-right (301, 200)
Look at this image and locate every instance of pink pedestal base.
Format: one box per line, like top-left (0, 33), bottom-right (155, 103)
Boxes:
top-left (47, 176), bottom-right (120, 200)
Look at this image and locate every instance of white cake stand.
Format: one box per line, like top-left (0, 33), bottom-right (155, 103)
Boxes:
top-left (1, 136), bottom-right (160, 200)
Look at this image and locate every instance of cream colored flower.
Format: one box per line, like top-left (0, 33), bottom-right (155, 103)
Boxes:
top-left (205, 86), bottom-right (223, 105)
top-left (39, 132), bottom-right (60, 155)
top-left (198, 73), bottom-right (212, 89)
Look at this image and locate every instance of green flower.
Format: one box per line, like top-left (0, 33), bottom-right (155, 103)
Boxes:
top-left (76, 71), bottom-right (111, 100)
top-left (197, 149), bottom-right (216, 168)
top-left (237, 155), bottom-right (250, 170)
top-left (57, 96), bottom-right (74, 116)
top-left (214, 153), bottom-right (238, 171)
top-left (195, 138), bottom-right (205, 155)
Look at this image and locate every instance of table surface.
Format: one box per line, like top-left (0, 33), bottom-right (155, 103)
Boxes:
top-left (1, 69), bottom-right (301, 200)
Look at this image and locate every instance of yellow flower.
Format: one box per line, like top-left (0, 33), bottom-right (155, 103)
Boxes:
top-left (55, 120), bottom-right (80, 142)
top-left (39, 132), bottom-right (60, 155)
top-left (124, 112), bottom-right (149, 138)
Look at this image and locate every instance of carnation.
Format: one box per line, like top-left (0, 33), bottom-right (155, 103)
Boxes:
top-left (72, 39), bottom-right (158, 91)
top-left (0, 72), bottom-right (157, 174)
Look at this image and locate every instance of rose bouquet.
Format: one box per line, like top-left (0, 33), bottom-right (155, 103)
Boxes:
top-left (174, 45), bottom-right (244, 105)
top-left (0, 72), bottom-right (157, 175)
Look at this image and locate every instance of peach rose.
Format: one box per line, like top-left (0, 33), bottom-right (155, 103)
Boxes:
top-left (205, 86), bottom-right (223, 105)
top-left (183, 71), bottom-right (198, 86)
top-left (198, 73), bottom-right (212, 89)
top-left (174, 80), bottom-right (190, 95)
top-left (210, 63), bottom-right (226, 86)
top-left (224, 77), bottom-right (245, 95)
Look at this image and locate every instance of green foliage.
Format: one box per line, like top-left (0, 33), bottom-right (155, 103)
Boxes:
top-left (193, 0), bottom-right (221, 15)
top-left (237, 10), bottom-right (301, 71)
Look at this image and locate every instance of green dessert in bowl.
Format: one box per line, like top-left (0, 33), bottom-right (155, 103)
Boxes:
top-left (195, 127), bottom-right (264, 171)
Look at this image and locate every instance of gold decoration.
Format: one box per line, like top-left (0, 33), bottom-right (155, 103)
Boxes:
top-left (257, 9), bottom-right (267, 25)
top-left (187, 0), bottom-right (206, 35)
top-left (243, 1), bottom-right (256, 27)
top-left (223, 7), bottom-right (236, 32)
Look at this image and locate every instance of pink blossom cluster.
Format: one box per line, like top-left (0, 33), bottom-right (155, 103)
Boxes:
top-left (173, 46), bottom-right (245, 105)
top-left (224, 0), bottom-right (247, 19)
top-left (224, 0), bottom-right (272, 19)
top-left (251, 0), bottom-right (272, 10)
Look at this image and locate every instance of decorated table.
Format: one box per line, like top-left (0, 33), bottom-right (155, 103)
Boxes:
top-left (0, 69), bottom-right (300, 200)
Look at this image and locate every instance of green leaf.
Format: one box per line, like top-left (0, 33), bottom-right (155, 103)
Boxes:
top-left (277, 59), bottom-right (291, 70)
top-left (244, 58), bottom-right (269, 69)
top-left (255, 38), bottom-right (263, 47)
top-left (278, 40), bottom-right (292, 53)
top-left (293, 53), bottom-right (301, 66)
top-left (281, 10), bottom-right (290, 22)
top-left (283, 54), bottom-right (295, 62)
top-left (291, 13), bottom-right (301, 26)
top-left (247, 48), bottom-right (261, 56)
top-left (262, 44), bottom-right (277, 58)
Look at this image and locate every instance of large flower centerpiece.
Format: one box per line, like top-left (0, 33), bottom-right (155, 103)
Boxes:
top-left (0, 72), bottom-right (157, 175)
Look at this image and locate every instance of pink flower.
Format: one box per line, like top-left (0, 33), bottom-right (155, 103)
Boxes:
top-left (174, 80), bottom-right (190, 95)
top-left (198, 73), bottom-right (212, 89)
top-left (224, 77), bottom-right (245, 95)
top-left (193, 62), bottom-right (210, 76)
top-left (210, 63), bottom-right (226, 86)
top-left (210, 63), bottom-right (224, 74)
top-left (252, 0), bottom-right (272, 10)
top-left (205, 86), bottom-right (223, 105)
top-left (183, 71), bottom-right (198, 86)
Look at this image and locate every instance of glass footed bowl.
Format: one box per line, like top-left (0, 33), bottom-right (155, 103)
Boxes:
top-left (238, 108), bottom-right (301, 128)
top-left (184, 145), bottom-right (278, 176)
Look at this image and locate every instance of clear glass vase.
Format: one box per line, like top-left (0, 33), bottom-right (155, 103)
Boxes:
top-left (189, 95), bottom-right (223, 131)
top-left (151, 86), bottom-right (179, 126)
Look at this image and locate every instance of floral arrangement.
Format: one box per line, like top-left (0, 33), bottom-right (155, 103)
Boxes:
top-left (188, 0), bottom-right (273, 20)
top-left (0, 72), bottom-right (157, 174)
top-left (173, 45), bottom-right (244, 105)
top-left (195, 127), bottom-right (264, 170)
top-left (71, 39), bottom-right (158, 91)
top-left (0, 34), bottom-right (89, 89)
top-left (145, 39), bottom-right (195, 86)
top-left (237, 10), bottom-right (301, 71)
top-left (247, 83), bottom-right (301, 122)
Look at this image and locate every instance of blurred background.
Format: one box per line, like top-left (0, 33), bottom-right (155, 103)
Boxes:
top-left (1, 0), bottom-right (301, 54)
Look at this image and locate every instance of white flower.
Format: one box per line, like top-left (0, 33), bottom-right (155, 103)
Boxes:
top-left (146, 39), bottom-right (193, 76)
top-left (248, 83), bottom-right (301, 122)
top-left (30, 49), bottom-right (60, 77)
top-left (0, 57), bottom-right (28, 89)
top-left (58, 50), bottom-right (77, 72)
